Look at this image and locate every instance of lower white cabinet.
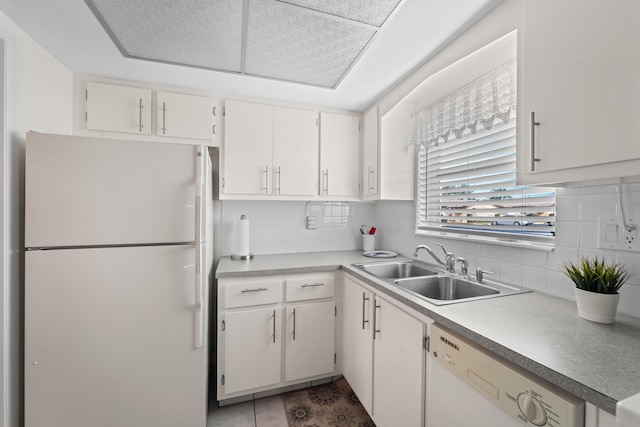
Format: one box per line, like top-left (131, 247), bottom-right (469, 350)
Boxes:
top-left (285, 301), bottom-right (335, 382)
top-left (342, 273), bottom-right (429, 427)
top-left (217, 273), bottom-right (336, 400)
top-left (224, 308), bottom-right (282, 394)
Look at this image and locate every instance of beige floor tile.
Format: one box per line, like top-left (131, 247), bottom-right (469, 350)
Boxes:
top-left (254, 395), bottom-right (288, 427)
top-left (207, 401), bottom-right (256, 427)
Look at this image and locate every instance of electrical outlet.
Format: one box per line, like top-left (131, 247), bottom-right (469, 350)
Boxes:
top-left (598, 216), bottom-right (640, 252)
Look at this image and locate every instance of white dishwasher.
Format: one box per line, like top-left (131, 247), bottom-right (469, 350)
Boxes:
top-left (429, 325), bottom-right (584, 427)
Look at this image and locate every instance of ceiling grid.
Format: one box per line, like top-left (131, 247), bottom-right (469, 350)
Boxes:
top-left (85, 0), bottom-right (402, 88)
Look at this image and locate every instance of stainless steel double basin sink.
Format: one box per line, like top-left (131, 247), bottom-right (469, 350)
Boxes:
top-left (352, 260), bottom-right (528, 306)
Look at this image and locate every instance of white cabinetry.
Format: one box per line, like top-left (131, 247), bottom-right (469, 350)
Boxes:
top-left (86, 82), bottom-right (152, 135)
top-left (518, 0), bottom-right (640, 185)
top-left (342, 275), bottom-right (374, 414)
top-left (362, 106), bottom-right (379, 198)
top-left (379, 103), bottom-right (414, 200)
top-left (222, 100), bottom-right (318, 197)
top-left (217, 273), bottom-right (336, 400)
top-left (224, 307), bottom-right (282, 394)
top-left (342, 274), bottom-right (428, 426)
top-left (285, 301), bottom-right (335, 381)
top-left (156, 91), bottom-right (216, 141)
top-left (320, 112), bottom-right (360, 197)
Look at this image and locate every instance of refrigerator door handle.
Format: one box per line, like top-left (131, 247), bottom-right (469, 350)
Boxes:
top-left (194, 147), bottom-right (205, 349)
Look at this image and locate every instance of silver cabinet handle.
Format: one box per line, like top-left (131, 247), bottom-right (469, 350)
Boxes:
top-left (292, 308), bottom-right (296, 341)
top-left (162, 101), bottom-right (167, 134)
top-left (272, 310), bottom-right (276, 343)
top-left (274, 166), bottom-right (281, 194)
top-left (212, 124), bottom-right (216, 135)
top-left (263, 165), bottom-right (269, 194)
top-left (138, 98), bottom-right (144, 132)
top-left (212, 106), bottom-right (216, 117)
top-left (300, 283), bottom-right (324, 288)
top-left (240, 287), bottom-right (268, 293)
top-left (530, 111), bottom-right (541, 171)
top-left (322, 169), bottom-right (329, 195)
top-left (373, 299), bottom-right (381, 339)
top-left (368, 167), bottom-right (375, 192)
top-left (362, 292), bottom-right (369, 330)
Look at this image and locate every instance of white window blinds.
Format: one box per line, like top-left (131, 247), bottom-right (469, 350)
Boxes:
top-left (414, 60), bottom-right (555, 244)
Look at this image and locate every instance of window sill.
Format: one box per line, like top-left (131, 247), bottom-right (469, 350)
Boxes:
top-left (415, 229), bottom-right (555, 252)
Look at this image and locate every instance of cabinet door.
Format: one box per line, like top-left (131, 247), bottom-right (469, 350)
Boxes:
top-left (223, 308), bottom-right (281, 394)
top-left (273, 107), bottom-right (318, 196)
top-left (157, 91), bottom-right (214, 141)
top-left (285, 301), bottom-right (335, 381)
top-left (362, 106), bottom-right (379, 197)
top-left (223, 100), bottom-right (274, 195)
top-left (342, 276), bottom-right (374, 415)
top-left (519, 0), bottom-right (640, 184)
top-left (86, 82), bottom-right (152, 135)
top-left (372, 295), bottom-right (425, 427)
top-left (319, 112), bottom-right (360, 197)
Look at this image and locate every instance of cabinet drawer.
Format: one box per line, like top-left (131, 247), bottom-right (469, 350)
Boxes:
top-left (224, 279), bottom-right (282, 308)
top-left (286, 274), bottom-right (335, 302)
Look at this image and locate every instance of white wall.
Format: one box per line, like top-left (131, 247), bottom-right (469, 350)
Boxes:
top-left (374, 183), bottom-right (640, 319)
top-left (0, 12), bottom-right (73, 427)
top-left (219, 201), bottom-right (376, 256)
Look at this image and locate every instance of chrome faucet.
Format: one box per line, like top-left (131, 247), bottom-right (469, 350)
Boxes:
top-left (414, 243), bottom-right (456, 274)
top-left (457, 257), bottom-right (469, 277)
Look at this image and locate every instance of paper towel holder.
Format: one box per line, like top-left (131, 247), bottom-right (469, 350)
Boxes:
top-left (231, 214), bottom-right (254, 261)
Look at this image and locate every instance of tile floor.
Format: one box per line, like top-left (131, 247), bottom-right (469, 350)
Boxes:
top-left (207, 395), bottom-right (288, 427)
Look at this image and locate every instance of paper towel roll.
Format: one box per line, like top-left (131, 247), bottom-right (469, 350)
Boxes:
top-left (235, 215), bottom-right (250, 256)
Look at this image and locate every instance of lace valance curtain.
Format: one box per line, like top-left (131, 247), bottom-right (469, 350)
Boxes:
top-left (410, 58), bottom-right (516, 147)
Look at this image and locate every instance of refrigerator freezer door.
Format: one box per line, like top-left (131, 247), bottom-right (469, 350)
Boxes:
top-left (25, 245), bottom-right (207, 427)
top-left (25, 132), bottom-right (199, 248)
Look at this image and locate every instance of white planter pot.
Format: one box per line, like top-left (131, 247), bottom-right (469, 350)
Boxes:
top-left (574, 288), bottom-right (620, 324)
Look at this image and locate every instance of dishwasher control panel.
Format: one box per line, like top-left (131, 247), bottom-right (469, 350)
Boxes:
top-left (431, 325), bottom-right (584, 427)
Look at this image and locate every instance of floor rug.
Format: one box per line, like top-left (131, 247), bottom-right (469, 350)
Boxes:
top-left (284, 377), bottom-right (375, 427)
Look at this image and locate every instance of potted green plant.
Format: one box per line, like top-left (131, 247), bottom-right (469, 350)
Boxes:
top-left (562, 257), bottom-right (631, 324)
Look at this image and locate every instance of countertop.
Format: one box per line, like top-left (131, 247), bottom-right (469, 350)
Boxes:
top-left (216, 250), bottom-right (640, 415)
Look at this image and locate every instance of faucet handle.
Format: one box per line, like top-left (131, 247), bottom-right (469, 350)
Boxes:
top-left (475, 268), bottom-right (494, 283)
top-left (457, 257), bottom-right (469, 276)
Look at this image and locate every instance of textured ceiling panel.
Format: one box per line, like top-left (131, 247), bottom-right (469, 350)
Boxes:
top-left (277, 0), bottom-right (402, 27)
top-left (245, 0), bottom-right (376, 87)
top-left (86, 0), bottom-right (243, 72)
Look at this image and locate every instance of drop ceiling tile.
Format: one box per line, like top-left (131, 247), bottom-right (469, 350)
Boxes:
top-left (86, 0), bottom-right (243, 72)
top-left (245, 0), bottom-right (376, 87)
top-left (277, 0), bottom-right (402, 26)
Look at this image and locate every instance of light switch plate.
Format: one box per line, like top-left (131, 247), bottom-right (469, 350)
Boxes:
top-left (598, 216), bottom-right (640, 252)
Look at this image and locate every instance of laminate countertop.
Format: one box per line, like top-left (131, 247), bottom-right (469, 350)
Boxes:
top-left (216, 250), bottom-right (640, 415)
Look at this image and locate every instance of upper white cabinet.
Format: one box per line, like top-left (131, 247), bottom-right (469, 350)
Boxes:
top-left (156, 91), bottom-right (216, 142)
top-left (379, 103), bottom-right (414, 200)
top-left (320, 112), bottom-right (360, 197)
top-left (84, 81), bottom-right (220, 146)
top-left (362, 106), bottom-right (379, 198)
top-left (273, 107), bottom-right (319, 196)
top-left (223, 100), bottom-right (318, 197)
top-left (86, 82), bottom-right (152, 135)
top-left (518, 0), bottom-right (640, 185)
top-left (223, 101), bottom-right (273, 195)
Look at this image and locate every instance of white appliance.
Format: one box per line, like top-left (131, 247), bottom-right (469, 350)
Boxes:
top-left (429, 324), bottom-right (584, 427)
top-left (24, 132), bottom-right (213, 427)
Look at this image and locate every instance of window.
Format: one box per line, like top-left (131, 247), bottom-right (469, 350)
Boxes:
top-left (414, 59), bottom-right (555, 246)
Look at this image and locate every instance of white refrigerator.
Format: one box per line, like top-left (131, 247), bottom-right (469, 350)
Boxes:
top-left (24, 132), bottom-right (213, 427)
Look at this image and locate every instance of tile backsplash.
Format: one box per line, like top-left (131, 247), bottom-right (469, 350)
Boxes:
top-left (220, 201), bottom-right (375, 256)
top-left (374, 183), bottom-right (640, 319)
top-left (218, 183), bottom-right (640, 319)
